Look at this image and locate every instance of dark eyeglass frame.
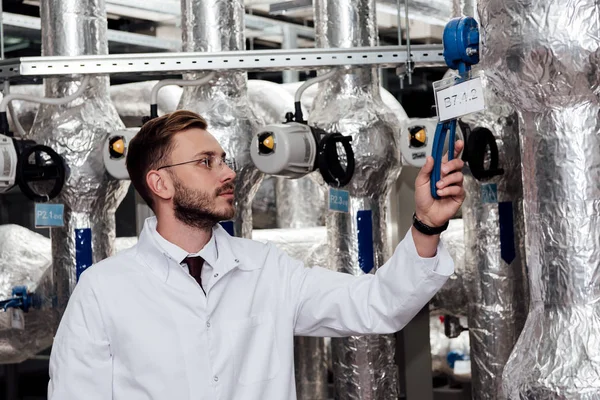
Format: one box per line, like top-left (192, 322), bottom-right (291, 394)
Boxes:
top-left (157, 155), bottom-right (236, 171)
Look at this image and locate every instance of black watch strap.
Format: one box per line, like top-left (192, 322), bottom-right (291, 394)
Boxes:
top-left (412, 213), bottom-right (449, 235)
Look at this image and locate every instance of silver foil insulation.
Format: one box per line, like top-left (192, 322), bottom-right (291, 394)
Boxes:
top-left (247, 79), bottom-right (329, 399)
top-left (310, 0), bottom-right (402, 397)
top-left (479, 0), bottom-right (600, 397)
top-left (0, 0), bottom-right (129, 363)
top-left (0, 225), bottom-right (54, 363)
top-left (430, 218), bottom-right (468, 317)
top-left (178, 0), bottom-right (262, 238)
top-left (246, 79), bottom-right (326, 231)
top-left (460, 73), bottom-right (528, 399)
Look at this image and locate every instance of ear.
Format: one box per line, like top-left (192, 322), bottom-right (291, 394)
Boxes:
top-left (146, 170), bottom-right (174, 201)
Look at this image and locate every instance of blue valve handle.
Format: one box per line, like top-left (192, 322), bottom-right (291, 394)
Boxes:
top-left (430, 16), bottom-right (479, 199)
top-left (430, 120), bottom-right (456, 200)
top-left (0, 286), bottom-right (31, 312)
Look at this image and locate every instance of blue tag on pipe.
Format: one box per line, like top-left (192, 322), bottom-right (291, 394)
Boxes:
top-left (481, 183), bottom-right (498, 204)
top-left (75, 228), bottom-right (93, 282)
top-left (498, 201), bottom-right (516, 264)
top-left (357, 210), bottom-right (374, 274)
top-left (220, 221), bottom-right (234, 236)
top-left (329, 188), bottom-right (349, 213)
top-left (34, 203), bottom-right (65, 228)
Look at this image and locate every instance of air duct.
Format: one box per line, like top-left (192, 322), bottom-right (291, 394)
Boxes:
top-left (178, 0), bottom-right (262, 238)
top-left (460, 73), bottom-right (528, 399)
top-left (0, 0), bottom-right (130, 363)
top-left (309, 0), bottom-right (402, 397)
top-left (479, 0), bottom-right (600, 397)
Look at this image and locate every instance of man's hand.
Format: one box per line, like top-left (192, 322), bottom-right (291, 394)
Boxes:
top-left (411, 140), bottom-right (465, 257)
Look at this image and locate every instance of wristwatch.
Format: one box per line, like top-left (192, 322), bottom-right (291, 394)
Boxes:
top-left (412, 213), bottom-right (449, 235)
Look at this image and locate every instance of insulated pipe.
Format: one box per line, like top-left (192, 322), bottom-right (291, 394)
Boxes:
top-left (246, 78), bottom-right (329, 399)
top-left (449, 4), bottom-right (528, 397)
top-left (310, 0), bottom-right (403, 397)
top-left (178, 0), bottom-right (263, 238)
top-left (460, 72), bottom-right (528, 399)
top-left (479, 0), bottom-right (600, 398)
top-left (0, 0), bottom-right (129, 363)
top-left (32, 0), bottom-right (129, 309)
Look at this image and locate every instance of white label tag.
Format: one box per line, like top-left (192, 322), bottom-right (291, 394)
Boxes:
top-left (435, 76), bottom-right (486, 121)
top-left (0, 309), bottom-right (25, 330)
top-left (11, 309), bottom-right (24, 330)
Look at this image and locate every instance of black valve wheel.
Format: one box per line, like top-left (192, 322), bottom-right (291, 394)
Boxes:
top-left (16, 144), bottom-right (66, 203)
top-left (317, 132), bottom-right (355, 188)
top-left (462, 126), bottom-right (504, 181)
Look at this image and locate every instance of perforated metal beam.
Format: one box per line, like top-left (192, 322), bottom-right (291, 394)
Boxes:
top-left (0, 44), bottom-right (444, 80)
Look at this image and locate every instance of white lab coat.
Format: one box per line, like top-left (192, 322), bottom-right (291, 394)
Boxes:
top-left (48, 216), bottom-right (454, 400)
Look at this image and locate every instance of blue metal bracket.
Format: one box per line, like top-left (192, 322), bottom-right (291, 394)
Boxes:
top-left (431, 16), bottom-right (480, 200)
top-left (0, 286), bottom-right (32, 312)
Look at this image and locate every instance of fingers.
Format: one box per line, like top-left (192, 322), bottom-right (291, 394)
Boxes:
top-left (415, 156), bottom-right (434, 188)
top-left (436, 171), bottom-right (464, 189)
top-left (441, 158), bottom-right (465, 177)
top-left (454, 140), bottom-right (464, 158)
top-left (441, 140), bottom-right (465, 163)
top-left (436, 184), bottom-right (465, 199)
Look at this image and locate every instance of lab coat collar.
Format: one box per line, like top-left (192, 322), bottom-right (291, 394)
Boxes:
top-left (136, 217), bottom-right (249, 283)
top-left (149, 221), bottom-right (218, 267)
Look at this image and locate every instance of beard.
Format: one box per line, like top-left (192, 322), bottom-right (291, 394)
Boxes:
top-left (172, 176), bottom-right (235, 230)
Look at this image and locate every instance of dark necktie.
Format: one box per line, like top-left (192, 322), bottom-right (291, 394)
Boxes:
top-left (184, 256), bottom-right (205, 290)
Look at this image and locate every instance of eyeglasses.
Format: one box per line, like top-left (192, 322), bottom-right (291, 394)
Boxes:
top-left (157, 154), bottom-right (237, 172)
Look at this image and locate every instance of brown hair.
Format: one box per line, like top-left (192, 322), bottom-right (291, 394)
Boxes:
top-left (126, 110), bottom-right (208, 210)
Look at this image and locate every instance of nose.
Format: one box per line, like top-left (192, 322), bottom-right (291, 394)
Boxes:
top-left (220, 162), bottom-right (236, 183)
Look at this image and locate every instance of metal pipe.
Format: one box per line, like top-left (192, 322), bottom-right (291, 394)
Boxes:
top-left (178, 0), bottom-right (263, 238)
top-left (404, 0), bottom-right (412, 85)
top-left (311, 0), bottom-right (403, 397)
top-left (0, 1), bottom-right (4, 60)
top-left (282, 26), bottom-right (300, 83)
top-left (396, 0), bottom-right (403, 45)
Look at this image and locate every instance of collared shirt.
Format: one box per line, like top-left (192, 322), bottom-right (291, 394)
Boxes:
top-left (150, 223), bottom-right (218, 290)
top-left (48, 216), bottom-right (454, 400)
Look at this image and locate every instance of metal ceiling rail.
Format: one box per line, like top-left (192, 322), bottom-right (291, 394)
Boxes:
top-left (0, 44), bottom-right (445, 79)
